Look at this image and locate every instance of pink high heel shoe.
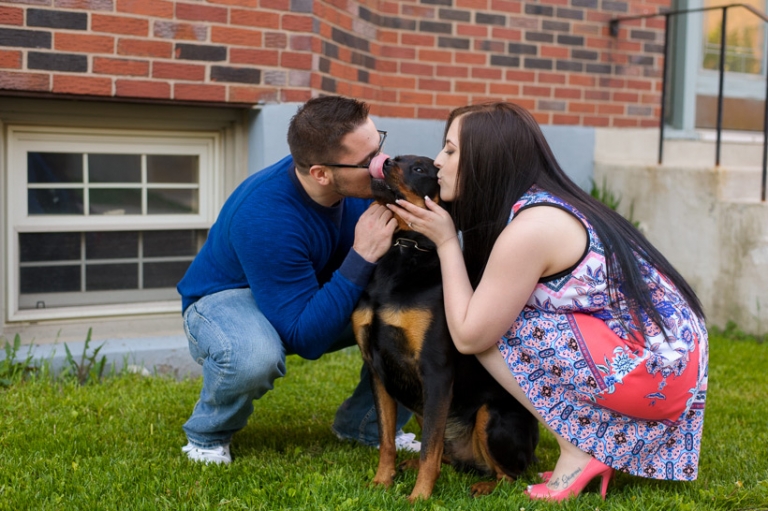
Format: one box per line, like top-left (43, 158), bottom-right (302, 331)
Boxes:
top-left (526, 458), bottom-right (614, 501)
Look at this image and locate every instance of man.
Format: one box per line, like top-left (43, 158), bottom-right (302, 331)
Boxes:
top-left (177, 96), bottom-right (418, 463)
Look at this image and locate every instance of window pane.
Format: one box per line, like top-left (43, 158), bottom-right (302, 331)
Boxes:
top-left (89, 154), bottom-right (141, 183)
top-left (147, 155), bottom-right (199, 183)
top-left (20, 232), bottom-right (81, 262)
top-left (28, 188), bottom-right (84, 215)
top-left (86, 263), bottom-right (137, 290)
top-left (702, 0), bottom-right (764, 74)
top-left (89, 189), bottom-right (142, 215)
top-left (28, 152), bottom-right (83, 184)
top-left (21, 265), bottom-right (80, 293)
top-left (147, 189), bottom-right (198, 214)
top-left (144, 230), bottom-right (200, 257)
top-left (144, 261), bottom-right (192, 288)
top-left (86, 232), bottom-right (138, 259)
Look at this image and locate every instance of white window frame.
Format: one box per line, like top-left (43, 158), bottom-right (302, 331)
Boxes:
top-left (5, 125), bottom-right (220, 322)
top-left (671, 0), bottom-right (768, 133)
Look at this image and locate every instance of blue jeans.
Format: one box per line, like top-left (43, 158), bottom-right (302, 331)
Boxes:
top-left (182, 288), bottom-right (411, 448)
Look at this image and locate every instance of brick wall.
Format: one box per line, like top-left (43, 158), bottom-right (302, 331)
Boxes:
top-left (0, 0), bottom-right (669, 126)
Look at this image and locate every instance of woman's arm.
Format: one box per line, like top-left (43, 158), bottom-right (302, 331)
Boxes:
top-left (390, 198), bottom-right (586, 354)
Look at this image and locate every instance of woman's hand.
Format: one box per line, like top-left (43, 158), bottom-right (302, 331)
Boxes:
top-left (387, 197), bottom-right (457, 249)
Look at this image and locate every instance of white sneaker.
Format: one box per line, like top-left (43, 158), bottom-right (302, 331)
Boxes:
top-left (393, 432), bottom-right (421, 453)
top-left (182, 442), bottom-right (232, 464)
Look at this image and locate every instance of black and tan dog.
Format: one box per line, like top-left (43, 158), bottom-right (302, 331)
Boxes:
top-left (352, 155), bottom-right (539, 502)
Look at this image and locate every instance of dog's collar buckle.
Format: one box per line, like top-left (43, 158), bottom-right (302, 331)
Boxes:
top-left (393, 237), bottom-right (432, 252)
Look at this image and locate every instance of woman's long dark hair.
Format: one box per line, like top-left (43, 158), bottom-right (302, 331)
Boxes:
top-left (447, 102), bottom-right (704, 342)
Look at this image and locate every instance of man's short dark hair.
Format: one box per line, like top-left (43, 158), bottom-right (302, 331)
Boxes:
top-left (287, 96), bottom-right (370, 174)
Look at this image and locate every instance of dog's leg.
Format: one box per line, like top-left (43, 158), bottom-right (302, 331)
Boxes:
top-left (408, 376), bottom-right (453, 502)
top-left (371, 371), bottom-right (399, 488)
top-left (467, 405), bottom-right (513, 497)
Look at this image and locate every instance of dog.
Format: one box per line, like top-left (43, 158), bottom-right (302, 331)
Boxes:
top-left (352, 155), bottom-right (539, 502)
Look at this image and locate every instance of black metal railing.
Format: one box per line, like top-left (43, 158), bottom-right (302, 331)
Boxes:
top-left (610, 3), bottom-right (768, 202)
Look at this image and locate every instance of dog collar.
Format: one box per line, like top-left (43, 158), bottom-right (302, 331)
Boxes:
top-left (393, 237), bottom-right (433, 252)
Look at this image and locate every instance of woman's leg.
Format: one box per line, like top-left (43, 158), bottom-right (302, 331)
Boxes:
top-left (476, 346), bottom-right (593, 489)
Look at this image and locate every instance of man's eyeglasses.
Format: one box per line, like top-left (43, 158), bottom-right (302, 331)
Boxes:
top-left (317, 130), bottom-right (387, 169)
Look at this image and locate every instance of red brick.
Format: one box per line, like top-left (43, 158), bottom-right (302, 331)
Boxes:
top-left (597, 104), bottom-right (624, 115)
top-left (491, 28), bottom-right (522, 41)
top-left (117, 0), bottom-right (174, 18)
top-left (416, 106), bottom-right (451, 120)
top-left (402, 34), bottom-right (435, 47)
top-left (116, 79), bottom-right (171, 99)
top-left (0, 6), bottom-right (24, 25)
top-left (523, 85), bottom-right (551, 97)
top-left (0, 49), bottom-right (22, 69)
top-left (419, 78), bottom-right (451, 92)
top-left (472, 67), bottom-right (502, 80)
top-left (613, 118), bottom-right (640, 127)
top-left (281, 88), bottom-right (312, 103)
top-left (228, 85), bottom-right (277, 103)
top-left (583, 116), bottom-right (610, 127)
top-left (401, 62), bottom-right (433, 76)
top-left (176, 2), bottom-right (228, 23)
top-left (457, 24), bottom-right (488, 37)
top-left (230, 8), bottom-right (279, 29)
top-left (208, 0), bottom-right (258, 6)
top-left (455, 52), bottom-right (486, 65)
top-left (568, 101), bottom-right (597, 114)
top-left (489, 82), bottom-right (520, 95)
top-left (152, 61), bottom-right (205, 80)
top-left (614, 91), bottom-right (639, 102)
top-left (381, 46), bottom-right (415, 59)
top-left (541, 46), bottom-right (569, 58)
top-left (552, 114), bottom-right (581, 125)
top-left (290, 34), bottom-right (313, 51)
top-left (456, 81), bottom-right (486, 93)
top-left (380, 75), bottom-right (416, 89)
top-left (457, 0), bottom-right (490, 9)
top-left (174, 83), bottom-right (226, 102)
top-left (53, 74), bottom-right (112, 96)
top-left (554, 87), bottom-right (581, 99)
top-left (585, 90), bottom-right (609, 101)
top-left (491, 0), bottom-right (522, 13)
top-left (400, 91), bottom-right (433, 104)
top-left (401, 5), bottom-right (436, 17)
top-left (538, 72), bottom-right (566, 84)
top-left (55, 33), bottom-right (114, 54)
top-left (261, 0), bottom-right (290, 10)
top-left (118, 39), bottom-right (173, 58)
top-left (569, 74), bottom-right (595, 87)
top-left (435, 93), bottom-right (471, 107)
top-left (93, 57), bottom-right (149, 76)
top-left (281, 52), bottom-right (311, 70)
top-left (230, 48), bottom-right (278, 66)
top-left (506, 70), bottom-right (535, 82)
top-left (282, 14), bottom-right (313, 32)
top-left (264, 32), bottom-right (287, 49)
top-left (436, 65), bottom-right (468, 78)
top-left (0, 70), bottom-right (49, 91)
top-left (418, 49), bottom-right (452, 63)
top-left (211, 26), bottom-right (262, 47)
top-left (92, 14), bottom-right (149, 36)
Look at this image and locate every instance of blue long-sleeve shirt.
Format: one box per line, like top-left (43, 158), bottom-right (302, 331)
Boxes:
top-left (177, 155), bottom-right (376, 360)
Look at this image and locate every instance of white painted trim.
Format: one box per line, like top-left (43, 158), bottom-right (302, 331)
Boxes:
top-left (5, 125), bottom-right (221, 322)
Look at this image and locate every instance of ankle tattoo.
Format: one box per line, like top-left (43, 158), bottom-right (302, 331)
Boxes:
top-left (549, 467), bottom-right (583, 489)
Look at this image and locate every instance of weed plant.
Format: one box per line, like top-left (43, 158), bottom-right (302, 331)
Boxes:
top-left (0, 329), bottom-right (766, 510)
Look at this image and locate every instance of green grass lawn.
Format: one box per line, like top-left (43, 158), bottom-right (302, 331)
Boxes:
top-left (0, 332), bottom-right (766, 510)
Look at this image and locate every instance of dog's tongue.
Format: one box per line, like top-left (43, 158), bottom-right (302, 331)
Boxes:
top-left (368, 152), bottom-right (390, 180)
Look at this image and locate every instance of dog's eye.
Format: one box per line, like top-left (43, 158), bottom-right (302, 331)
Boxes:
top-left (414, 167), bottom-right (424, 173)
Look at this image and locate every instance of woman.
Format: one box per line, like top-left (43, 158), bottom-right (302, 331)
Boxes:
top-left (389, 102), bottom-right (708, 501)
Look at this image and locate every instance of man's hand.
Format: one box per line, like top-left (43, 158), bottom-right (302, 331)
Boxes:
top-left (353, 203), bottom-right (397, 263)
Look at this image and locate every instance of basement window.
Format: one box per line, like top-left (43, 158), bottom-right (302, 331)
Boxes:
top-left (6, 126), bottom-right (218, 321)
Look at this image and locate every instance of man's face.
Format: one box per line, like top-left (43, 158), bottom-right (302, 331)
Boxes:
top-left (326, 118), bottom-right (384, 199)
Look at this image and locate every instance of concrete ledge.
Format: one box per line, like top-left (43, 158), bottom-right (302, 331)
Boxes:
top-left (1, 335), bottom-right (202, 380)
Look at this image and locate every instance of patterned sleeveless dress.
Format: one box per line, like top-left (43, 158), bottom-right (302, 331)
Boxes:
top-left (496, 186), bottom-right (708, 480)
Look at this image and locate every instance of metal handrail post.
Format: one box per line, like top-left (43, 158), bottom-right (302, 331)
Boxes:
top-left (763, 60), bottom-right (768, 200)
top-left (715, 6), bottom-right (728, 167)
top-left (659, 12), bottom-right (672, 165)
